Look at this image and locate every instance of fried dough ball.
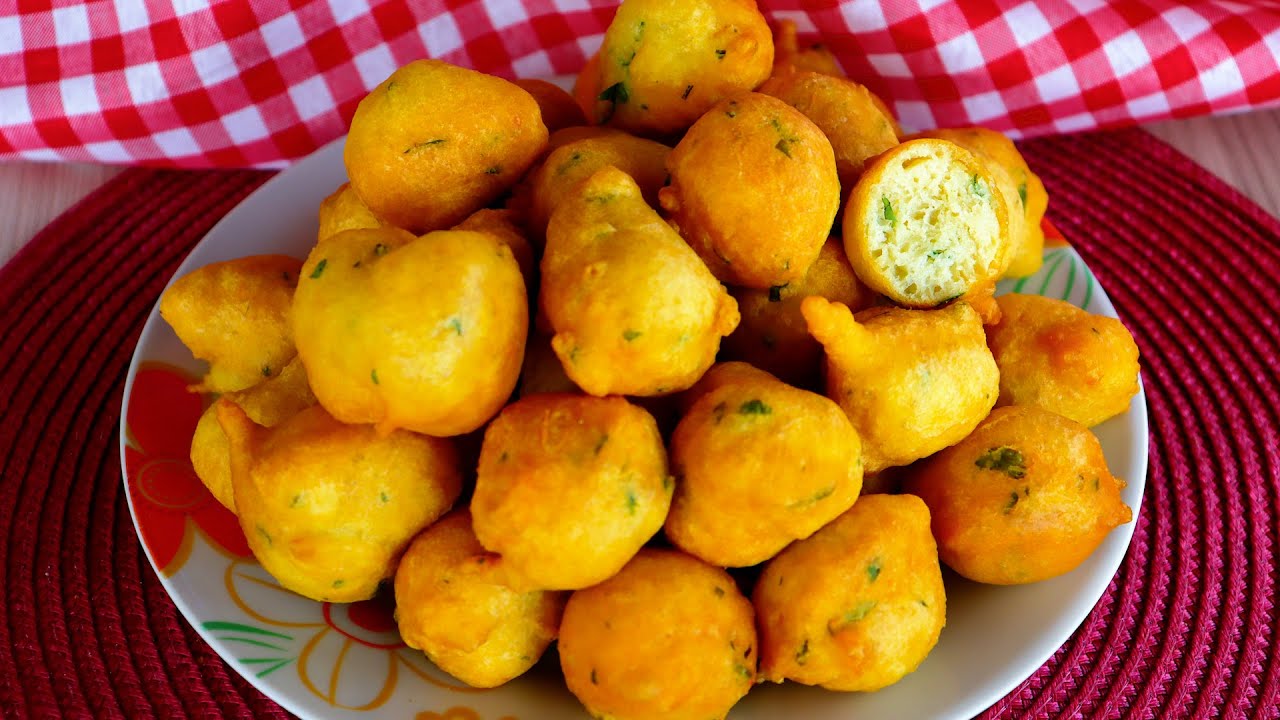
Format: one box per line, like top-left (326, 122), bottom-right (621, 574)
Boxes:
top-left (676, 360), bottom-right (772, 414)
top-left (559, 549), bottom-right (757, 720)
top-left (293, 227), bottom-right (526, 436)
top-left (910, 127), bottom-right (1047, 277)
top-left (988, 293), bottom-right (1141, 427)
top-left (666, 364), bottom-right (863, 567)
top-left (723, 238), bottom-right (876, 386)
top-left (771, 19), bottom-right (845, 78)
top-left (160, 254), bottom-right (302, 393)
top-left (803, 297), bottom-right (999, 472)
top-left (394, 510), bottom-right (565, 688)
top-left (451, 208), bottom-right (535, 285)
top-left (844, 139), bottom-right (1010, 307)
top-left (518, 332), bottom-right (579, 397)
top-left (754, 494), bottom-right (945, 692)
top-left (190, 356), bottom-right (316, 512)
top-left (593, 0), bottom-right (773, 136)
top-left (344, 60), bottom-right (548, 233)
top-left (317, 182), bottom-right (386, 242)
top-left (513, 78), bottom-right (588, 133)
top-left (525, 132), bottom-right (670, 245)
top-left (218, 402), bottom-right (461, 602)
top-left (759, 71), bottom-right (899, 192)
top-left (471, 394), bottom-right (672, 591)
top-left (541, 166), bottom-right (739, 396)
top-left (661, 93), bottom-right (840, 288)
top-left (904, 406), bottom-right (1133, 584)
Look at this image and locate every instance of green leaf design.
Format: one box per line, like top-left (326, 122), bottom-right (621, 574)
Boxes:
top-left (204, 621), bottom-right (296, 677)
top-left (202, 622), bottom-right (293, 640)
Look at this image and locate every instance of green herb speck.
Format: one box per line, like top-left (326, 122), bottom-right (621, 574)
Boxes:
top-left (788, 485), bottom-right (835, 509)
top-left (739, 399), bottom-right (771, 415)
top-left (289, 494), bottom-right (304, 508)
top-left (485, 166), bottom-right (502, 175)
top-left (682, 84), bottom-right (693, 99)
top-left (1094, 476), bottom-right (1101, 491)
top-left (309, 259), bottom-right (327, 279)
top-left (448, 317), bottom-right (463, 335)
top-left (261, 365), bottom-right (272, 377)
top-left (775, 138), bottom-right (794, 157)
top-left (332, 579), bottom-right (344, 588)
top-left (972, 174), bottom-right (987, 197)
top-left (371, 368), bottom-right (380, 385)
top-left (714, 585), bottom-right (726, 598)
top-left (768, 284), bottom-right (787, 302)
top-left (795, 638), bottom-right (810, 665)
top-left (976, 446), bottom-right (1027, 478)
top-left (379, 492), bottom-right (390, 504)
top-left (403, 139), bottom-right (445, 154)
top-left (1003, 491), bottom-right (1020, 513)
top-left (839, 601), bottom-right (876, 625)
top-left (734, 664), bottom-right (751, 681)
top-left (712, 401), bottom-right (728, 424)
top-left (499, 450), bottom-right (509, 463)
top-left (1018, 182), bottom-right (1028, 208)
top-left (374, 243), bottom-right (389, 256)
top-left (663, 475), bottom-right (674, 491)
top-left (624, 488), bottom-right (638, 515)
top-left (622, 329), bottom-right (642, 342)
top-left (591, 668), bottom-right (599, 685)
top-left (715, 49), bottom-right (727, 59)
top-left (882, 197), bottom-right (895, 227)
top-left (256, 525), bottom-right (272, 546)
top-left (598, 81), bottom-right (629, 105)
top-left (868, 557), bottom-right (882, 582)
top-left (594, 433), bottom-right (609, 455)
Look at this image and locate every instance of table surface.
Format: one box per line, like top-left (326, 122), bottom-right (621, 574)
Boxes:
top-left (2, 110), bottom-right (1278, 268)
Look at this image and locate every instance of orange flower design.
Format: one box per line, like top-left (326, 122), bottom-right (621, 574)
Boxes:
top-left (124, 363), bottom-right (251, 575)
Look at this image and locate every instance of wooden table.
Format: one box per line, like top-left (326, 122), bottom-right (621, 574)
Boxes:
top-left (3, 110), bottom-right (1279, 267)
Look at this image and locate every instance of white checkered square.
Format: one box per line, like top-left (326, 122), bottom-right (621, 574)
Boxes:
top-left (152, 126), bottom-right (200, 157)
top-left (420, 13), bottom-right (463, 57)
top-left (327, 0), bottom-right (363, 26)
top-left (1103, 30), bottom-right (1151, 78)
top-left (59, 75), bottom-right (100, 116)
top-left (190, 42), bottom-right (238, 87)
top-left (113, 0), bottom-right (150, 33)
top-left (83, 139), bottom-right (133, 162)
top-left (1162, 7), bottom-right (1211, 44)
top-left (0, 86), bottom-right (32, 125)
top-left (261, 12), bottom-right (307, 56)
top-left (937, 31), bottom-right (985, 73)
top-left (867, 53), bottom-right (912, 79)
top-left (1036, 64), bottom-right (1081, 103)
top-left (1005, 2), bottom-right (1053, 47)
top-left (962, 90), bottom-right (1008, 123)
top-left (125, 62), bottom-right (165, 105)
top-left (172, 0), bottom-right (210, 17)
top-left (1127, 91), bottom-right (1171, 118)
top-left (1202, 57), bottom-right (1245, 101)
top-left (839, 1), bottom-right (888, 32)
top-left (895, 101), bottom-right (935, 133)
top-left (483, 0), bottom-right (529, 30)
top-left (1054, 112), bottom-right (1095, 133)
top-left (52, 5), bottom-right (91, 45)
top-left (513, 50), bottom-right (554, 78)
top-left (288, 75), bottom-right (336, 122)
top-left (222, 105), bottom-right (270, 144)
top-left (353, 44), bottom-right (396, 89)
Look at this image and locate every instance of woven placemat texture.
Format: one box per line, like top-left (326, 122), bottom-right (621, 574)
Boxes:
top-left (0, 129), bottom-right (1276, 718)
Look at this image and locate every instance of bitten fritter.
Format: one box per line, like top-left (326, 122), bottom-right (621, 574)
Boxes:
top-left (218, 402), bottom-right (461, 602)
top-left (666, 363), bottom-right (863, 567)
top-left (843, 139), bottom-right (1011, 307)
top-left (471, 394), bottom-right (672, 591)
top-left (754, 494), bottom-right (946, 692)
top-left (988, 293), bottom-right (1140, 427)
top-left (910, 127), bottom-right (1047, 278)
top-left (394, 510), bottom-right (565, 688)
top-left (190, 356), bottom-right (316, 512)
top-left (660, 93), bottom-right (840, 288)
top-left (525, 132), bottom-right (670, 246)
top-left (759, 71), bottom-right (899, 193)
top-left (344, 60), bottom-right (548, 233)
top-left (559, 549), bottom-right (757, 720)
top-left (722, 237), bottom-right (876, 387)
top-left (292, 227), bottom-right (527, 437)
top-left (541, 166), bottom-right (739, 396)
top-left (513, 78), bottom-right (588, 133)
top-left (159, 254), bottom-right (302, 393)
top-left (904, 406), bottom-right (1133, 584)
top-left (593, 0), bottom-right (773, 136)
top-left (770, 19), bottom-right (845, 78)
top-left (803, 297), bottom-right (999, 472)
top-left (317, 182), bottom-right (386, 242)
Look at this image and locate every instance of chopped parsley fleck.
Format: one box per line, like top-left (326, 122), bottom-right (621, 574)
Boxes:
top-left (384, 81), bottom-right (396, 93)
top-left (309, 259), bottom-right (327, 279)
top-left (788, 485), bottom-right (835, 509)
top-left (261, 365), bottom-right (272, 377)
top-left (256, 525), bottom-right (272, 546)
top-left (352, 261), bottom-right (361, 268)
top-left (715, 49), bottom-right (727, 59)
top-left (971, 174), bottom-right (987, 197)
top-left (976, 446), bottom-right (1027, 478)
top-left (739, 399), bottom-right (771, 415)
top-left (795, 639), bottom-right (810, 665)
top-left (622, 329), bottom-right (642, 341)
top-left (590, 669), bottom-right (599, 685)
top-left (371, 368), bottom-right (380, 385)
top-left (734, 664), bottom-right (751, 681)
top-left (448, 317), bottom-right (463, 335)
top-left (775, 138), bottom-right (794, 157)
top-left (919, 599), bottom-right (929, 607)
top-left (725, 108), bottom-right (737, 118)
top-left (868, 557), bottom-right (882, 582)
top-left (557, 152), bottom-right (583, 175)
top-left (374, 243), bottom-right (389, 256)
top-left (1094, 476), bottom-right (1101, 491)
top-left (882, 197), bottom-right (895, 227)
top-left (682, 84), bottom-right (693, 100)
top-left (1018, 182), bottom-right (1028, 209)
top-left (379, 492), bottom-right (390, 504)
top-left (498, 450), bottom-right (509, 463)
top-left (663, 475), bottom-right (674, 491)
top-left (403, 139), bottom-right (445, 154)
top-left (290, 493), bottom-right (304, 508)
top-left (714, 585), bottom-right (726, 598)
top-left (593, 433), bottom-right (609, 455)
top-left (713, 401), bottom-right (728, 423)
top-left (332, 579), bottom-right (344, 588)
top-left (839, 601), bottom-right (877, 625)
top-left (768, 284), bottom-right (787, 302)
top-left (598, 81), bottom-right (629, 106)
top-left (1003, 491), bottom-right (1020, 513)
top-left (484, 165), bottom-right (502, 175)
top-left (624, 488), bottom-right (638, 515)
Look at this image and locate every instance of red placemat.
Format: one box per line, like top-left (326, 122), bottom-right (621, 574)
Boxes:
top-left (0, 128), bottom-right (1277, 718)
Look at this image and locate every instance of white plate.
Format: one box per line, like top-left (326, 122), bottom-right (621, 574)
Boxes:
top-left (119, 134), bottom-right (1147, 720)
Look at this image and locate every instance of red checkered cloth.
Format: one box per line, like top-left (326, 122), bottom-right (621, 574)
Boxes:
top-left (2, 0), bottom-right (1279, 169)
